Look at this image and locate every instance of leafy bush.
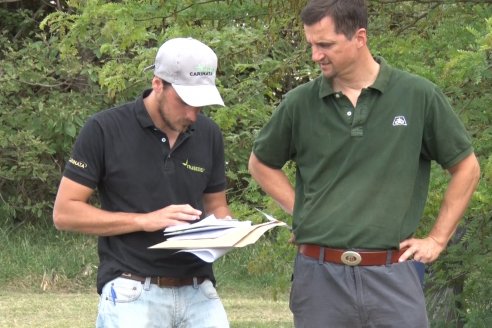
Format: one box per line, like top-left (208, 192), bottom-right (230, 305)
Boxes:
top-left (0, 1), bottom-right (490, 325)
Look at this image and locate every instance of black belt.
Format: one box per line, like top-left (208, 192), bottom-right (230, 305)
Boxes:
top-left (121, 273), bottom-right (205, 287)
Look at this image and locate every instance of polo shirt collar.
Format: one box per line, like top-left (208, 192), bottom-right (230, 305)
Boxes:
top-left (318, 56), bottom-right (392, 99)
top-left (319, 76), bottom-right (336, 99)
top-left (134, 89), bottom-right (195, 135)
top-left (135, 89), bottom-right (155, 129)
top-left (370, 56), bottom-right (391, 93)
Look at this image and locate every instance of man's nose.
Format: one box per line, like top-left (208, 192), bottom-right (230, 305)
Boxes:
top-left (311, 46), bottom-right (323, 62)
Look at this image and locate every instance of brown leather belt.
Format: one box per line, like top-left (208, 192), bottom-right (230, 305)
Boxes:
top-left (121, 273), bottom-right (205, 287)
top-left (299, 244), bottom-right (408, 266)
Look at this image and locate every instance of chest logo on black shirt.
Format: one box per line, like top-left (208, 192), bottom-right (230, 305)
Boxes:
top-left (392, 116), bottom-right (408, 127)
top-left (182, 160), bottom-right (205, 173)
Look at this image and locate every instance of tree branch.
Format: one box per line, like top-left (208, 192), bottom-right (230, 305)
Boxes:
top-left (19, 80), bottom-right (65, 88)
top-left (395, 2), bottom-right (441, 35)
top-left (133, 0), bottom-right (228, 22)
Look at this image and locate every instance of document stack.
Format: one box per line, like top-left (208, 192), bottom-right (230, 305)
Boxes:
top-left (150, 211), bottom-right (288, 262)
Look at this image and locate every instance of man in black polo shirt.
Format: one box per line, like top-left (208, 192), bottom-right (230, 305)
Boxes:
top-left (248, 0), bottom-right (480, 327)
top-left (53, 37), bottom-right (231, 327)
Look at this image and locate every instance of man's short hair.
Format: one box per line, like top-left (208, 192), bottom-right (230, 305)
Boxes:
top-left (300, 0), bottom-right (368, 39)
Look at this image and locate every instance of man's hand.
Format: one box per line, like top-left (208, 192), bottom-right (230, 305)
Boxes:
top-left (399, 236), bottom-right (446, 263)
top-left (136, 204), bottom-right (202, 232)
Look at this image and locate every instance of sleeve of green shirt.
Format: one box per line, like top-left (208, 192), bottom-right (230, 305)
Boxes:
top-left (253, 96), bottom-right (295, 169)
top-left (421, 85), bottom-right (474, 169)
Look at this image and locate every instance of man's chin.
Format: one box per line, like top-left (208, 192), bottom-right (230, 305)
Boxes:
top-left (320, 66), bottom-right (334, 78)
top-left (321, 71), bottom-right (335, 79)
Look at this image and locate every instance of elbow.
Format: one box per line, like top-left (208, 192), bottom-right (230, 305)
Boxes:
top-left (463, 153), bottom-right (481, 193)
top-left (52, 206), bottom-right (69, 231)
top-left (52, 210), bottom-right (63, 231)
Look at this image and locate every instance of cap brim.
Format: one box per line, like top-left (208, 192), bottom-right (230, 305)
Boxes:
top-left (173, 84), bottom-right (225, 107)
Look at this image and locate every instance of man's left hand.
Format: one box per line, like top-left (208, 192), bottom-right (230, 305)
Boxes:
top-left (398, 236), bottom-right (446, 263)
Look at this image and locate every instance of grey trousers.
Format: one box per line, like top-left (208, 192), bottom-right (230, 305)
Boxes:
top-left (289, 253), bottom-right (429, 328)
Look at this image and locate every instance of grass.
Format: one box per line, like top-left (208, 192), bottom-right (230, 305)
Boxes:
top-left (3, 220), bottom-right (492, 327)
top-left (0, 221), bottom-right (295, 327)
top-left (0, 291), bottom-right (293, 328)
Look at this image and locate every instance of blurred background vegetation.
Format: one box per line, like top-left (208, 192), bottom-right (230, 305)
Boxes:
top-left (0, 1), bottom-right (491, 327)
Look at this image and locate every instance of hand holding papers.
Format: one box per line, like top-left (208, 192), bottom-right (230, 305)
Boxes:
top-left (149, 211), bottom-right (288, 262)
top-left (163, 215), bottom-right (252, 240)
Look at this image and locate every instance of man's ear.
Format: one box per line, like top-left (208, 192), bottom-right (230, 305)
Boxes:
top-left (152, 76), bottom-right (165, 92)
top-left (354, 28), bottom-right (367, 48)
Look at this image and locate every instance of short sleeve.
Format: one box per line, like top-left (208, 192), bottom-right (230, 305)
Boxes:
top-left (252, 98), bottom-right (295, 169)
top-left (421, 86), bottom-right (473, 169)
top-left (63, 116), bottom-right (105, 189)
top-left (204, 124), bottom-right (227, 193)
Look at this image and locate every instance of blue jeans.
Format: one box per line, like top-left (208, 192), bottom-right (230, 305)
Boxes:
top-left (96, 277), bottom-right (229, 328)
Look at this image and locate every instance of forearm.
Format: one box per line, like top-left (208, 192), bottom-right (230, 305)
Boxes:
top-left (399, 153), bottom-right (479, 263)
top-left (53, 199), bottom-right (144, 236)
top-left (203, 191), bottom-right (232, 219)
top-left (53, 177), bottom-right (202, 236)
top-left (209, 206), bottom-right (232, 219)
top-left (248, 152), bottom-right (295, 215)
top-left (428, 153), bottom-right (481, 247)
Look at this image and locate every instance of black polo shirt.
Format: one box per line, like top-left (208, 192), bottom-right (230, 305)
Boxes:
top-left (64, 89), bottom-right (227, 294)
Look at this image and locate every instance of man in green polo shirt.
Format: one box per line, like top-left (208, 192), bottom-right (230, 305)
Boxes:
top-left (248, 0), bottom-right (480, 327)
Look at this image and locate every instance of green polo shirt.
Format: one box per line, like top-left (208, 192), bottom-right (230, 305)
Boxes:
top-left (252, 57), bottom-right (473, 249)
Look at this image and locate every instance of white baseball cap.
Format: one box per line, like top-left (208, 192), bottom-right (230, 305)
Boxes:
top-left (147, 37), bottom-right (224, 107)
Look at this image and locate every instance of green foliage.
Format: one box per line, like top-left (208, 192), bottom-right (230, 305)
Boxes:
top-left (0, 221), bottom-right (98, 291)
top-left (0, 1), bottom-right (491, 324)
top-left (0, 129), bottom-right (54, 224)
top-left (0, 26), bottom-right (105, 224)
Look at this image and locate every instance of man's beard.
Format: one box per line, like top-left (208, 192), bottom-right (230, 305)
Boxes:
top-left (320, 62), bottom-right (335, 79)
top-left (159, 107), bottom-right (190, 133)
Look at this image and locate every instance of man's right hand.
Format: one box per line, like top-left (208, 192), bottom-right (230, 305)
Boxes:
top-left (136, 204), bottom-right (202, 232)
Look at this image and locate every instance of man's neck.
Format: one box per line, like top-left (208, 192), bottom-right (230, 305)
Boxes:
top-left (332, 54), bottom-right (380, 107)
top-left (143, 92), bottom-right (180, 143)
top-left (333, 54), bottom-right (380, 93)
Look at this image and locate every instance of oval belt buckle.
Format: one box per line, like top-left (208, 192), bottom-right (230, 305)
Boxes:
top-left (341, 251), bottom-right (362, 266)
